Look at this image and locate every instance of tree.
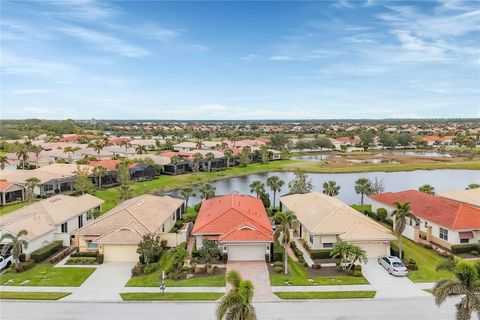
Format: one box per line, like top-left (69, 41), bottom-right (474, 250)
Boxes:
top-left (0, 155), bottom-right (7, 170)
top-left (16, 147), bottom-right (29, 170)
top-left (467, 183), bottom-right (480, 190)
top-left (170, 155), bottom-right (181, 175)
top-left (274, 210), bottom-right (296, 275)
top-left (199, 183), bottom-right (216, 200)
top-left (120, 141), bottom-right (132, 156)
top-left (391, 201), bottom-right (412, 260)
top-left (224, 149), bottom-right (233, 168)
top-left (117, 161), bottom-right (132, 200)
top-left (288, 173), bottom-right (313, 194)
top-left (433, 259), bottom-right (480, 320)
top-left (197, 240), bottom-right (221, 273)
top-left (370, 177), bottom-right (385, 194)
top-left (330, 241), bottom-right (367, 270)
top-left (354, 178), bottom-right (372, 205)
top-left (268, 134), bottom-right (289, 150)
top-left (266, 176), bottom-right (284, 209)
top-left (92, 166), bottom-right (107, 189)
top-left (31, 145), bottom-right (43, 168)
top-left (228, 131), bottom-right (240, 148)
top-left (239, 147), bottom-right (251, 167)
top-left (259, 145), bottom-right (269, 164)
top-left (249, 180), bottom-right (265, 198)
top-left (170, 244), bottom-right (188, 275)
top-left (205, 152), bottom-right (215, 172)
top-left (25, 177), bottom-right (40, 203)
top-left (280, 147), bottom-right (290, 160)
top-left (137, 234), bottom-right (162, 265)
top-left (0, 229), bottom-right (29, 265)
top-left (359, 131), bottom-right (374, 150)
top-left (88, 140), bottom-right (104, 155)
top-left (135, 145), bottom-right (147, 155)
top-left (180, 187), bottom-right (195, 208)
top-left (192, 152), bottom-right (203, 173)
top-left (63, 146), bottom-right (80, 163)
top-left (322, 180), bottom-right (340, 196)
top-left (314, 137), bottom-right (334, 149)
top-left (74, 166), bottom-right (95, 195)
top-left (216, 270), bottom-right (256, 320)
top-left (419, 184), bottom-right (435, 195)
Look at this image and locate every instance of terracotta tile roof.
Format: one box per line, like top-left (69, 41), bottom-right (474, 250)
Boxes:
top-left (421, 135), bottom-right (454, 142)
top-left (192, 194), bottom-right (273, 242)
top-left (438, 188), bottom-right (480, 208)
top-left (369, 190), bottom-right (480, 230)
top-left (0, 181), bottom-right (14, 192)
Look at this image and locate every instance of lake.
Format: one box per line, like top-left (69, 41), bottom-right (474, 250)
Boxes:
top-left (165, 169), bottom-right (480, 206)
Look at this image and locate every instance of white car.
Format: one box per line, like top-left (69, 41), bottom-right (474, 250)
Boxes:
top-left (0, 255), bottom-right (13, 270)
top-left (378, 256), bottom-right (408, 276)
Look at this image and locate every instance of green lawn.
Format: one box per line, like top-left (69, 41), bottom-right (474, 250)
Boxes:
top-left (275, 291), bottom-right (376, 300)
top-left (0, 202), bottom-right (30, 216)
top-left (0, 264), bottom-right (95, 287)
top-left (270, 259), bottom-right (369, 286)
top-left (126, 250), bottom-right (226, 287)
top-left (350, 204), bottom-right (372, 213)
top-left (0, 292), bottom-right (71, 300)
top-left (120, 292), bottom-right (223, 301)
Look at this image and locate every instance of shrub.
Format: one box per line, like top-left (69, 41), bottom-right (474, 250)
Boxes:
top-left (390, 244), bottom-right (399, 257)
top-left (160, 240), bottom-right (168, 248)
top-left (451, 244), bottom-right (480, 254)
top-left (30, 240), bottom-right (63, 263)
top-left (18, 253), bottom-right (26, 263)
top-left (66, 257), bottom-right (97, 264)
top-left (368, 212), bottom-right (378, 221)
top-left (346, 269), bottom-right (354, 276)
top-left (423, 243), bottom-right (433, 250)
top-left (221, 253), bottom-right (228, 263)
top-left (194, 203), bottom-right (202, 212)
top-left (131, 262), bottom-right (144, 276)
top-left (376, 208), bottom-right (388, 222)
top-left (406, 258), bottom-right (418, 271)
top-left (14, 260), bottom-right (34, 273)
top-left (274, 266), bottom-right (283, 273)
top-left (354, 264), bottom-right (362, 271)
top-left (144, 263), bottom-right (158, 274)
top-left (96, 254), bottom-right (104, 264)
top-left (310, 250), bottom-right (332, 259)
top-left (273, 261), bottom-right (284, 268)
top-left (312, 264), bottom-right (322, 270)
top-left (273, 242), bottom-right (284, 262)
top-left (70, 252), bottom-right (104, 264)
top-left (353, 270), bottom-right (362, 277)
top-left (470, 250), bottom-right (479, 256)
top-left (386, 219), bottom-right (394, 227)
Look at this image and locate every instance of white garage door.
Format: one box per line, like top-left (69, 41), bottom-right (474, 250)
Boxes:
top-left (227, 245), bottom-right (266, 261)
top-left (357, 242), bottom-right (389, 259)
top-left (103, 245), bottom-right (139, 262)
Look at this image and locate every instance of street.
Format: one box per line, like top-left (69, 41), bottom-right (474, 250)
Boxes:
top-left (0, 297), bottom-right (465, 320)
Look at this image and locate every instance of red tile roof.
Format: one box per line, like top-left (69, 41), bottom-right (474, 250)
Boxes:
top-left (192, 194), bottom-right (273, 242)
top-left (0, 181), bottom-right (14, 192)
top-left (369, 190), bottom-right (480, 230)
top-left (87, 160), bottom-right (136, 171)
top-left (421, 135), bottom-right (454, 142)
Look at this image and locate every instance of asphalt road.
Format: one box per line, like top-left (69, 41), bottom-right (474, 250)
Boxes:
top-left (0, 296), bottom-right (466, 320)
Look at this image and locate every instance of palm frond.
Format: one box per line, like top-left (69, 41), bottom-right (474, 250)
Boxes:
top-left (226, 270), bottom-right (242, 289)
top-left (432, 279), bottom-right (464, 306)
top-left (437, 258), bottom-right (458, 272)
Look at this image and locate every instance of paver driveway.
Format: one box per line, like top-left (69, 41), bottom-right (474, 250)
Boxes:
top-left (362, 259), bottom-right (430, 298)
top-left (63, 262), bottom-right (135, 301)
top-left (226, 261), bottom-right (278, 301)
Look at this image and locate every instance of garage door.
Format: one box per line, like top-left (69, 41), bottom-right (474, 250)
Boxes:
top-left (357, 242), bottom-right (389, 259)
top-left (103, 244), bottom-right (139, 262)
top-left (227, 245), bottom-right (266, 261)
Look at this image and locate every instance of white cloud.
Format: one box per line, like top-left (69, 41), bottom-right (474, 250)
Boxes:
top-left (11, 89), bottom-right (51, 94)
top-left (269, 55), bottom-right (292, 61)
top-left (334, 0), bottom-right (354, 9)
top-left (241, 54), bottom-right (258, 61)
top-left (1, 52), bottom-right (77, 78)
top-left (196, 104), bottom-right (228, 111)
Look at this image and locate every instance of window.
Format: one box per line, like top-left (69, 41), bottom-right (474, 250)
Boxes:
top-left (439, 228), bottom-right (448, 241)
top-left (323, 243), bottom-right (333, 249)
top-left (161, 224), bottom-right (165, 233)
top-left (44, 185), bottom-right (53, 191)
top-left (309, 234), bottom-right (314, 244)
top-left (78, 215), bottom-right (83, 228)
top-left (460, 238), bottom-right (469, 244)
top-left (61, 222), bottom-right (68, 233)
top-left (87, 241), bottom-right (98, 249)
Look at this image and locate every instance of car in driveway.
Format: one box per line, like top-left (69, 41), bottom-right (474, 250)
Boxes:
top-left (378, 256), bottom-right (408, 276)
top-left (0, 255), bottom-right (13, 270)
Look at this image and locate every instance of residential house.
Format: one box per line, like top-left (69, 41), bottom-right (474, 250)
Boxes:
top-left (421, 136), bottom-right (455, 146)
top-left (280, 192), bottom-right (395, 258)
top-left (74, 195), bottom-right (185, 262)
top-left (173, 142), bottom-right (197, 152)
top-left (0, 181), bottom-right (25, 206)
top-left (191, 194), bottom-right (273, 261)
top-left (0, 194), bottom-right (103, 254)
top-left (438, 188), bottom-right (480, 208)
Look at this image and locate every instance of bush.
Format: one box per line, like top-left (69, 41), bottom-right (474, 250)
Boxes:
top-left (274, 266), bottom-right (283, 273)
top-left (160, 240), bottom-right (168, 248)
top-left (376, 208), bottom-right (388, 222)
top-left (346, 269), bottom-right (354, 276)
top-left (194, 203), bottom-right (202, 212)
top-left (354, 264), bottom-right (362, 271)
top-left (222, 253), bottom-right (228, 263)
top-left (406, 258), bottom-right (418, 271)
top-left (70, 252), bottom-right (103, 264)
top-left (144, 263), bottom-right (158, 274)
top-left (312, 264), bottom-right (322, 270)
top-left (310, 250), bottom-right (332, 259)
top-left (18, 253), bottom-right (26, 263)
top-left (273, 242), bottom-right (284, 262)
top-left (30, 240), bottom-right (63, 263)
top-left (131, 262), bottom-right (144, 276)
top-left (390, 244), bottom-right (399, 257)
top-left (273, 261), bottom-right (284, 268)
top-left (423, 243), bottom-right (433, 250)
top-left (14, 260), bottom-right (34, 273)
top-left (451, 244), bottom-right (480, 254)
top-left (66, 257), bottom-right (97, 264)
top-left (470, 250), bottom-right (479, 256)
top-left (353, 270), bottom-right (362, 277)
top-left (386, 219), bottom-right (394, 227)
top-left (368, 212), bottom-right (378, 221)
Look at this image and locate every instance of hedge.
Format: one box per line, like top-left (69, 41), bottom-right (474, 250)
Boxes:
top-left (310, 250), bottom-right (332, 259)
top-left (30, 240), bottom-right (63, 263)
top-left (66, 257), bottom-right (97, 264)
top-left (390, 244), bottom-right (399, 257)
top-left (451, 244), bottom-right (480, 254)
top-left (273, 242), bottom-right (284, 262)
top-left (70, 252), bottom-right (104, 264)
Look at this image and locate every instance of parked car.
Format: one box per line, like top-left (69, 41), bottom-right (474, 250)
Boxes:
top-left (0, 254), bottom-right (13, 270)
top-left (378, 256), bottom-right (408, 276)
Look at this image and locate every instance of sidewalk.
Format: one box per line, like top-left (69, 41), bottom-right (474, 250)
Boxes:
top-left (271, 284), bottom-right (374, 292)
top-left (122, 287), bottom-right (226, 293)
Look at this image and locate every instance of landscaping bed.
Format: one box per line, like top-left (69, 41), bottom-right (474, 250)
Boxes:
top-left (274, 291), bottom-right (376, 300)
top-left (120, 292), bottom-right (223, 301)
top-left (0, 292), bottom-right (71, 300)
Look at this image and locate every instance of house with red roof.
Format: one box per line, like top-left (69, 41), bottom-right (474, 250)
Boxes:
top-left (421, 135), bottom-right (455, 146)
top-left (0, 181), bottom-right (25, 206)
top-left (368, 190), bottom-right (480, 250)
top-left (191, 194), bottom-right (273, 261)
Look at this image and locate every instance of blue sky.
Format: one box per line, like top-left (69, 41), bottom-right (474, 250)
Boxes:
top-left (1, 0), bottom-right (479, 120)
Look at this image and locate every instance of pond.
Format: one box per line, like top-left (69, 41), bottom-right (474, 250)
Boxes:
top-left (378, 151), bottom-right (452, 158)
top-left (165, 169), bottom-right (480, 206)
top-left (291, 154), bottom-right (338, 161)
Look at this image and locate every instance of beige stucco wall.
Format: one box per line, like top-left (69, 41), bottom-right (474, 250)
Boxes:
top-left (102, 244), bottom-right (139, 262)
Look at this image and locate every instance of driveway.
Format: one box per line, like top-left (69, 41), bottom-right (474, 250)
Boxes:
top-left (226, 261), bottom-right (278, 301)
top-left (63, 262), bottom-right (135, 301)
top-left (362, 259), bottom-right (430, 298)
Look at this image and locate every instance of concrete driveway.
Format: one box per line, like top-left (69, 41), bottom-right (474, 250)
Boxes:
top-left (362, 259), bottom-right (430, 298)
top-left (226, 261), bottom-right (278, 301)
top-left (63, 262), bottom-right (135, 301)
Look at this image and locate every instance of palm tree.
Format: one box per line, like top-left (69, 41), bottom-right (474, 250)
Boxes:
top-left (92, 166), bottom-right (107, 189)
top-left (249, 180), bottom-right (265, 198)
top-left (467, 183), bottom-right (480, 190)
top-left (354, 178), bottom-right (372, 205)
top-left (25, 177), bottom-right (40, 203)
top-left (63, 146), bottom-right (80, 163)
top-left (322, 180), bottom-right (340, 197)
top-left (224, 149), bottom-right (233, 168)
top-left (170, 155), bottom-right (181, 175)
top-left (31, 145), bottom-right (43, 168)
top-left (0, 155), bottom-right (8, 170)
top-left (135, 145), bottom-right (147, 155)
top-left (259, 145), bottom-right (269, 164)
top-left (88, 140), bottom-right (104, 156)
top-left (193, 152), bottom-right (203, 173)
top-left (419, 184), bottom-right (435, 195)
top-left (195, 139), bottom-right (203, 149)
top-left (180, 187), bottom-right (195, 208)
top-left (199, 183), bottom-right (216, 200)
top-left (330, 241), bottom-right (353, 271)
top-left (267, 176), bottom-right (284, 209)
top-left (433, 260), bottom-right (480, 320)
top-left (120, 141), bottom-right (132, 156)
top-left (274, 210), bottom-right (296, 275)
top-left (349, 245), bottom-right (368, 268)
top-left (391, 201), bottom-right (412, 260)
top-left (0, 229), bottom-right (28, 265)
top-left (216, 270), bottom-right (256, 320)
top-left (16, 148), bottom-right (29, 170)
top-left (205, 152), bottom-right (215, 172)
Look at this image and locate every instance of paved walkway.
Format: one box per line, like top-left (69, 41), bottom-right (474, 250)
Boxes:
top-left (226, 261), bottom-right (278, 301)
top-left (362, 259), bottom-right (430, 298)
top-left (62, 262), bottom-right (135, 301)
top-left (271, 284), bottom-right (374, 292)
top-left (293, 238), bottom-right (314, 267)
top-left (122, 287), bottom-right (226, 293)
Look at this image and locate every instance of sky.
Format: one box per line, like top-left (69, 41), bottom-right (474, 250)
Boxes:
top-left (1, 0), bottom-right (479, 120)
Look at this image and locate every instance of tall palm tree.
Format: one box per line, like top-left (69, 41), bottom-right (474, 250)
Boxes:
top-left (25, 177), bottom-right (40, 203)
top-left (419, 184), bottom-right (435, 195)
top-left (266, 176), bottom-right (284, 210)
top-left (354, 178), bottom-right (372, 205)
top-left (330, 241), bottom-right (353, 271)
top-left (205, 152), bottom-right (215, 172)
top-left (88, 140), bottom-right (104, 156)
top-left (16, 148), bottom-right (29, 170)
top-left (274, 210), bottom-right (296, 275)
top-left (216, 270), bottom-right (256, 320)
top-left (180, 187), bottom-right (195, 208)
top-left (224, 149), bottom-right (233, 168)
top-left (0, 229), bottom-right (29, 265)
top-left (92, 166), bottom-right (107, 189)
top-left (30, 145), bottom-right (43, 168)
top-left (0, 155), bottom-right (8, 170)
top-left (135, 145), bottom-right (147, 155)
top-left (120, 141), bottom-right (132, 156)
top-left (170, 155), bottom-right (181, 175)
top-left (199, 183), bottom-right (216, 200)
top-left (193, 152), bottom-right (203, 173)
top-left (391, 201), bottom-right (412, 260)
top-left (63, 146), bottom-right (80, 163)
top-left (322, 180), bottom-right (340, 197)
top-left (433, 260), bottom-right (480, 320)
top-left (249, 180), bottom-right (265, 198)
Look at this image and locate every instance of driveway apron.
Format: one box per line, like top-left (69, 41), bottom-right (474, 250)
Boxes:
top-left (226, 261), bottom-right (278, 301)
